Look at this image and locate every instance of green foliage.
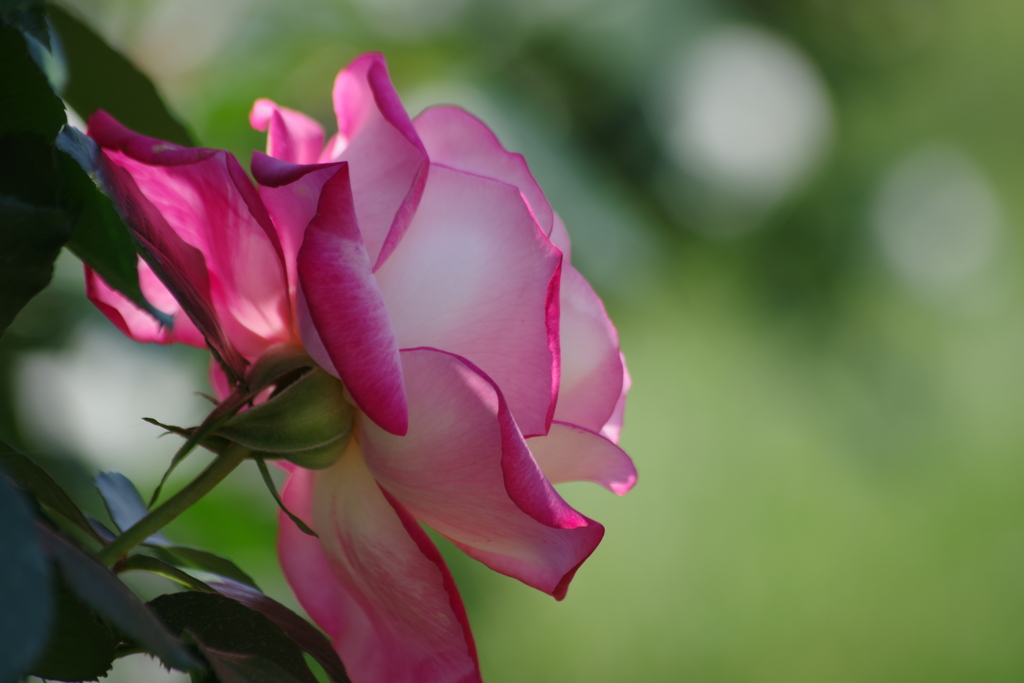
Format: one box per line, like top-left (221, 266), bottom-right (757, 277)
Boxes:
top-left (37, 525), bottom-right (200, 671)
top-left (117, 554), bottom-right (216, 593)
top-left (0, 17), bottom-right (167, 333)
top-left (189, 637), bottom-right (308, 683)
top-left (0, 439), bottom-right (104, 543)
top-left (149, 592), bottom-right (319, 683)
top-left (0, 193), bottom-right (71, 336)
top-left (0, 468), bottom-right (53, 683)
top-left (213, 581), bottom-right (350, 683)
top-left (94, 470), bottom-right (171, 545)
top-left (48, 5), bottom-right (194, 146)
top-left (28, 580), bottom-right (117, 682)
top-left (151, 546), bottom-right (260, 591)
top-left (0, 21), bottom-right (64, 138)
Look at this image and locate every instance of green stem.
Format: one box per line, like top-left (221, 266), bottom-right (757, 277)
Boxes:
top-left (96, 443), bottom-right (252, 566)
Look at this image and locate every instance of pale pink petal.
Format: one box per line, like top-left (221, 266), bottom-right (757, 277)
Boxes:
top-left (324, 53), bottom-right (428, 267)
top-left (549, 212), bottom-right (571, 261)
top-left (413, 106), bottom-right (553, 236)
top-left (374, 165), bottom-right (560, 437)
top-left (600, 354), bottom-right (630, 444)
top-left (90, 112), bottom-right (291, 363)
top-left (553, 265), bottom-right (624, 433)
top-left (249, 98), bottom-right (325, 165)
top-left (251, 151), bottom-right (342, 298)
top-left (527, 422), bottom-right (636, 495)
top-left (85, 258), bottom-right (205, 348)
top-left (297, 164), bottom-right (407, 436)
top-left (360, 348), bottom-right (604, 600)
top-left (279, 448), bottom-right (480, 683)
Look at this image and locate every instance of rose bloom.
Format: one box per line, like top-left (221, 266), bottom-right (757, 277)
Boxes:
top-left (85, 54), bottom-right (635, 683)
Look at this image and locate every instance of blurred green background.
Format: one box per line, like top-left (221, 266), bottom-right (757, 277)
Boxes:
top-left (8, 0), bottom-right (1024, 680)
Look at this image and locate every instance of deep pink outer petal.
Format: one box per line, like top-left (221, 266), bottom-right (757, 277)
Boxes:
top-left (278, 452), bottom-right (481, 683)
top-left (527, 421), bottom-right (637, 495)
top-left (325, 53), bottom-right (428, 268)
top-left (85, 258), bottom-right (205, 348)
top-left (375, 165), bottom-right (561, 438)
top-left (297, 163), bottom-right (408, 435)
top-left (413, 106), bottom-right (554, 235)
top-left (553, 265), bottom-right (624, 433)
top-left (89, 111), bottom-right (291, 364)
top-left (360, 348), bottom-right (604, 600)
top-left (249, 98), bottom-right (325, 165)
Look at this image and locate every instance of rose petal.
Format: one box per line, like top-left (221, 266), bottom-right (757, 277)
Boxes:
top-left (601, 354), bottom-right (630, 444)
top-left (361, 348), bottom-right (604, 599)
top-left (91, 111), bottom-right (291, 363)
top-left (553, 265), bottom-right (624, 433)
top-left (251, 152), bottom-right (342, 298)
top-left (279, 448), bottom-right (480, 683)
top-left (374, 165), bottom-right (561, 437)
top-left (297, 163), bottom-right (407, 435)
top-left (85, 258), bottom-right (205, 348)
top-left (549, 212), bottom-right (571, 261)
top-left (324, 54), bottom-right (428, 268)
top-left (413, 106), bottom-right (553, 236)
top-left (249, 98), bottom-right (325, 165)
top-left (527, 421), bottom-right (636, 495)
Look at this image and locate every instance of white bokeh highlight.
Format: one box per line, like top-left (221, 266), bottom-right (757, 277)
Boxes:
top-left (16, 324), bottom-right (208, 481)
top-left (667, 25), bottom-right (833, 204)
top-left (872, 144), bottom-right (1002, 292)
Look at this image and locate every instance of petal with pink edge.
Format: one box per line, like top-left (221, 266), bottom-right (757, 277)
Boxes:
top-left (324, 53), bottom-right (428, 267)
top-left (85, 258), bottom-right (206, 348)
top-left (251, 151), bottom-right (342, 297)
top-left (279, 448), bottom-right (480, 683)
top-left (360, 348), bottom-right (604, 600)
top-left (91, 112), bottom-right (291, 362)
top-left (601, 353), bottom-right (630, 444)
top-left (413, 106), bottom-right (553, 236)
top-left (297, 163), bottom-right (407, 435)
top-left (527, 421), bottom-right (636, 495)
top-left (249, 98), bottom-right (325, 165)
top-left (553, 265), bottom-right (624, 433)
top-left (375, 165), bottom-right (560, 438)
top-left (88, 148), bottom-right (246, 377)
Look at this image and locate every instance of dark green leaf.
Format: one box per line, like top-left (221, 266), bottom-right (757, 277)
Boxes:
top-left (0, 2), bottom-right (49, 50)
top-left (213, 581), bottom-right (350, 683)
top-left (0, 20), bottom-right (64, 138)
top-left (190, 634), bottom-right (306, 683)
top-left (151, 546), bottom-right (259, 591)
top-left (254, 457), bottom-right (318, 538)
top-left (0, 439), bottom-right (103, 543)
top-left (27, 578), bottom-right (117, 682)
top-left (0, 194), bottom-right (71, 337)
top-left (48, 5), bottom-right (194, 146)
top-left (37, 525), bottom-right (201, 671)
top-left (0, 468), bottom-right (53, 683)
top-left (118, 554), bottom-right (215, 593)
top-left (149, 592), bottom-right (318, 683)
top-left (55, 126), bottom-right (168, 322)
top-left (94, 471), bottom-right (171, 545)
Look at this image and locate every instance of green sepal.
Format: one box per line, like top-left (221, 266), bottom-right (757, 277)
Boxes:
top-left (215, 367), bottom-right (353, 464)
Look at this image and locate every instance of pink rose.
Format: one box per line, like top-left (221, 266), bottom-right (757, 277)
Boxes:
top-left (86, 53), bottom-right (635, 683)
